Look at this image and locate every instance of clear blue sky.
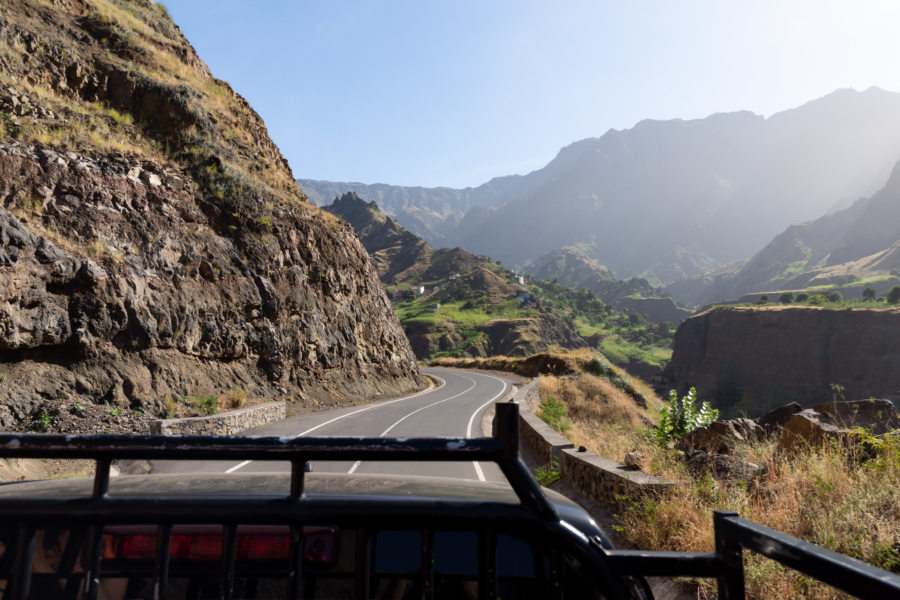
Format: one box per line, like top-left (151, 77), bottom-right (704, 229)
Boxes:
top-left (164, 1), bottom-right (900, 189)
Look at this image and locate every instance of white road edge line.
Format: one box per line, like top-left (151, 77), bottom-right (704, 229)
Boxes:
top-left (348, 374), bottom-right (479, 474)
top-left (225, 376), bottom-right (445, 474)
top-left (465, 374), bottom-right (510, 482)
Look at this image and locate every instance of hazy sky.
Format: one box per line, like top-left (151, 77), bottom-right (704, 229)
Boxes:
top-left (164, 1), bottom-right (900, 189)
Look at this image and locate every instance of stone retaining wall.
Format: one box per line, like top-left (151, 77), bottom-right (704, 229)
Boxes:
top-left (150, 402), bottom-right (286, 435)
top-left (516, 379), bottom-right (574, 464)
top-left (514, 379), bottom-right (672, 511)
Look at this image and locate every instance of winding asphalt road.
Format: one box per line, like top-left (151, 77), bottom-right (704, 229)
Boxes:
top-left (149, 368), bottom-right (518, 483)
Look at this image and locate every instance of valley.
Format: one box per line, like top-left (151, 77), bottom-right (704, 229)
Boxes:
top-left (324, 191), bottom-right (675, 373)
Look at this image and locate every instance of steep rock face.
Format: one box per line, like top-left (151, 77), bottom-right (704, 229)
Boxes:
top-left (0, 0), bottom-right (421, 419)
top-left (664, 306), bottom-right (900, 417)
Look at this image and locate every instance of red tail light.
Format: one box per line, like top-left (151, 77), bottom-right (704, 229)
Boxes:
top-left (171, 532), bottom-right (223, 560)
top-left (102, 526), bottom-right (336, 564)
top-left (236, 533), bottom-right (289, 560)
top-left (103, 530), bottom-right (156, 560)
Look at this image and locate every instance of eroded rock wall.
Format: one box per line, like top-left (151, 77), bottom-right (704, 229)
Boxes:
top-left (0, 143), bottom-right (421, 420)
top-left (664, 306), bottom-right (900, 417)
top-left (0, 0), bottom-right (422, 423)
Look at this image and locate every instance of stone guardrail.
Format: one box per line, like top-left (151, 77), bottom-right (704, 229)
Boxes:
top-left (513, 378), bottom-right (672, 511)
top-left (150, 402), bottom-right (286, 435)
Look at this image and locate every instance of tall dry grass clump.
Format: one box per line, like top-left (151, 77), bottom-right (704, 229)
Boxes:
top-left (613, 432), bottom-right (900, 598)
top-left (538, 373), bottom-right (653, 462)
top-left (539, 367), bottom-right (900, 598)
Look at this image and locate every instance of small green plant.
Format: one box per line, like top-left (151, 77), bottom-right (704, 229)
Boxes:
top-left (38, 413), bottom-right (52, 430)
top-left (0, 373), bottom-right (6, 383)
top-left (256, 215), bottom-right (274, 229)
top-left (194, 395), bottom-right (218, 416)
top-left (0, 110), bottom-right (20, 139)
top-left (108, 406), bottom-right (121, 416)
top-left (830, 383), bottom-right (846, 403)
top-left (539, 394), bottom-right (573, 436)
top-left (535, 459), bottom-right (560, 485)
top-left (651, 387), bottom-right (718, 447)
top-left (164, 397), bottom-right (176, 418)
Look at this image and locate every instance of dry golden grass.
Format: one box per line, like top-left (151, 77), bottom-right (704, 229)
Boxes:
top-left (539, 374), bottom-right (651, 462)
top-left (548, 373), bottom-right (900, 598)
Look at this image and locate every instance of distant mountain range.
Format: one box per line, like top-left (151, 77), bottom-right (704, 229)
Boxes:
top-left (300, 87), bottom-right (900, 289)
top-left (668, 159), bottom-right (900, 306)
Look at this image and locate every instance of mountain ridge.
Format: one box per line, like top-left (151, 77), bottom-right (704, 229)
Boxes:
top-left (300, 87), bottom-right (900, 285)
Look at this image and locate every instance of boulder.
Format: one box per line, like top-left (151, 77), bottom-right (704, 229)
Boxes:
top-left (778, 400), bottom-right (899, 451)
top-left (676, 417), bottom-right (764, 454)
top-left (757, 402), bottom-right (803, 434)
top-left (684, 450), bottom-right (765, 482)
top-left (624, 451), bottom-right (644, 471)
top-left (813, 399), bottom-right (899, 434)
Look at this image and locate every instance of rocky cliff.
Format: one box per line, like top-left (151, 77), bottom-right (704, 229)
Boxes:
top-left (0, 0), bottom-right (421, 426)
top-left (664, 306), bottom-right (900, 417)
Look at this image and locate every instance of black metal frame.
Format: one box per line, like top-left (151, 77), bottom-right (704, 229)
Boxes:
top-left (0, 402), bottom-right (896, 599)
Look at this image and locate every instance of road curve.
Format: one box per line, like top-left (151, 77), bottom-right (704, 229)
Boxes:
top-left (149, 368), bottom-right (518, 483)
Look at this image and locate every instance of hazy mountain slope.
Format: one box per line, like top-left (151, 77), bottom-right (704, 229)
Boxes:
top-left (523, 246), bottom-right (692, 324)
top-left (305, 89), bottom-right (900, 285)
top-left (525, 245), bottom-right (616, 288)
top-left (299, 173), bottom-right (533, 245)
top-left (673, 160), bottom-right (900, 305)
top-left (323, 192), bottom-right (586, 358)
top-left (0, 0), bottom-right (421, 420)
top-left (451, 88), bottom-right (900, 278)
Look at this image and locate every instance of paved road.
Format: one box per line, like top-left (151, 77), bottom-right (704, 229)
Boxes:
top-left (149, 368), bottom-right (517, 482)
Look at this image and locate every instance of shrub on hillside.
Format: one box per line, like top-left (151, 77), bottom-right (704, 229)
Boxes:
top-left (779, 292), bottom-right (794, 304)
top-left (796, 292), bottom-right (809, 302)
top-left (651, 387), bottom-right (718, 447)
top-left (538, 394), bottom-right (572, 435)
top-left (888, 285), bottom-right (900, 305)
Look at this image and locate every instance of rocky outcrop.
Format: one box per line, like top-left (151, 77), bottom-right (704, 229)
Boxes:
top-left (778, 399), bottom-right (900, 451)
top-left (0, 1), bottom-right (422, 423)
top-left (676, 418), bottom-right (763, 454)
top-left (757, 402), bottom-right (803, 434)
top-left (664, 306), bottom-right (900, 417)
top-left (0, 142), bottom-right (420, 415)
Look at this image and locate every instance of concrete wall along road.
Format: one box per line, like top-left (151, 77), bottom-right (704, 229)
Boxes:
top-left (150, 402), bottom-right (286, 435)
top-left (514, 379), bottom-right (672, 512)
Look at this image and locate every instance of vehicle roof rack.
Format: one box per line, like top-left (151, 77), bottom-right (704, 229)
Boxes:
top-left (0, 401), bottom-right (558, 520)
